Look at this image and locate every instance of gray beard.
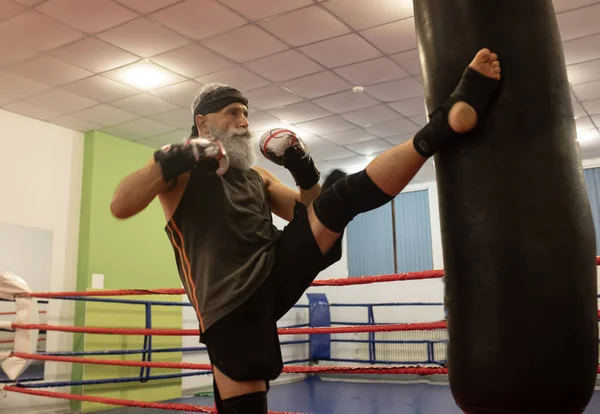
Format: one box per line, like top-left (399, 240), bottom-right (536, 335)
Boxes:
top-left (208, 126), bottom-right (256, 171)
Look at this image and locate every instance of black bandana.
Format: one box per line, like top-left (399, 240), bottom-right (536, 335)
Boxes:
top-left (190, 87), bottom-right (248, 137)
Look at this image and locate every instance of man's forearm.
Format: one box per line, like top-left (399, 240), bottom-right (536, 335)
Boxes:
top-left (111, 160), bottom-right (168, 219)
top-left (300, 184), bottom-right (321, 205)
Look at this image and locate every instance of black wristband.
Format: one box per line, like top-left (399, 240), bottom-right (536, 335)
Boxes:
top-left (154, 144), bottom-right (197, 184)
top-left (284, 147), bottom-right (320, 190)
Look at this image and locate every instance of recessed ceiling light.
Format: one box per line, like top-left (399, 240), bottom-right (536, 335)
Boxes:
top-left (118, 62), bottom-right (168, 90)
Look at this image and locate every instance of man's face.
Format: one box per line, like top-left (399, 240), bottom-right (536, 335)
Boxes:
top-left (206, 103), bottom-right (255, 170)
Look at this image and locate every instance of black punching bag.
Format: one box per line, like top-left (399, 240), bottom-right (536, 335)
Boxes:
top-left (413, 1), bottom-right (598, 413)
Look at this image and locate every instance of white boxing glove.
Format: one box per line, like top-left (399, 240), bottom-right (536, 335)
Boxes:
top-left (259, 128), bottom-right (320, 190)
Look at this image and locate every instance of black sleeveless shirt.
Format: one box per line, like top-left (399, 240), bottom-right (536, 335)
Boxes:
top-left (165, 166), bottom-right (281, 333)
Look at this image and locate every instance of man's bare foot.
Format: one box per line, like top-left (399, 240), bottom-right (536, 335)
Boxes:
top-left (469, 48), bottom-right (502, 81)
top-left (449, 48), bottom-right (502, 134)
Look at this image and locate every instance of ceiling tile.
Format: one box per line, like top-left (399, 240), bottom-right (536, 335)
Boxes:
top-left (306, 137), bottom-right (356, 161)
top-left (203, 25), bottom-right (288, 63)
top-left (390, 49), bottom-right (421, 76)
top-left (220, 0), bottom-right (311, 21)
top-left (572, 101), bottom-right (586, 118)
top-left (0, 38), bottom-right (37, 66)
top-left (567, 59), bottom-right (600, 86)
top-left (556, 3), bottom-right (600, 42)
top-left (150, 0), bottom-right (246, 40)
top-left (196, 67), bottom-right (270, 92)
top-left (360, 18), bottom-right (417, 55)
top-left (366, 78), bottom-right (423, 102)
top-left (268, 102), bottom-right (331, 124)
top-left (325, 155), bottom-right (369, 170)
top-left (8, 55), bottom-right (92, 87)
top-left (71, 104), bottom-right (139, 126)
top-left (134, 138), bottom-right (163, 148)
top-left (0, 0), bottom-right (25, 20)
top-left (296, 115), bottom-right (355, 135)
top-left (592, 115), bottom-right (600, 127)
top-left (341, 104), bottom-right (400, 127)
top-left (114, 0), bottom-right (182, 14)
top-left (384, 133), bottom-right (414, 146)
top-left (61, 76), bottom-right (139, 103)
top-left (244, 50), bottom-right (323, 82)
top-left (243, 85), bottom-right (303, 110)
top-left (388, 96), bottom-right (426, 117)
top-left (322, 0), bottom-right (413, 31)
top-left (410, 115), bottom-right (427, 127)
top-left (282, 71), bottom-right (352, 99)
top-left (2, 101), bottom-right (63, 120)
top-left (345, 138), bottom-right (393, 155)
top-left (98, 17), bottom-right (191, 57)
top-left (36, 0), bottom-right (137, 33)
top-left (108, 117), bottom-right (176, 138)
top-left (111, 93), bottom-right (179, 116)
top-left (573, 80), bottom-right (600, 102)
top-left (25, 89), bottom-right (97, 114)
top-left (300, 34), bottom-right (382, 68)
top-left (313, 90), bottom-right (379, 113)
top-left (334, 57), bottom-right (408, 86)
top-left (562, 33), bottom-right (600, 65)
top-left (149, 107), bottom-right (191, 128)
top-left (149, 80), bottom-right (201, 107)
top-left (321, 128), bottom-right (377, 145)
top-left (246, 111), bottom-right (282, 132)
top-left (102, 61), bottom-right (186, 91)
top-left (50, 115), bottom-right (102, 132)
top-left (259, 5), bottom-right (350, 47)
top-left (366, 118), bottom-right (419, 137)
top-left (48, 38), bottom-right (138, 73)
top-left (12, 0), bottom-right (44, 4)
top-left (151, 43), bottom-right (234, 78)
top-left (552, 0), bottom-right (600, 13)
top-left (576, 115), bottom-right (595, 131)
top-left (0, 69), bottom-right (49, 105)
top-left (146, 129), bottom-right (189, 145)
top-left (583, 98), bottom-right (600, 115)
top-left (0, 10), bottom-right (84, 51)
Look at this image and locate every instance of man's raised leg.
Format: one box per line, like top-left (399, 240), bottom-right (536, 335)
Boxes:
top-left (308, 48), bottom-right (502, 254)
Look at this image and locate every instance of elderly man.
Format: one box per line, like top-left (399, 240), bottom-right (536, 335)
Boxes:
top-left (111, 48), bottom-right (501, 413)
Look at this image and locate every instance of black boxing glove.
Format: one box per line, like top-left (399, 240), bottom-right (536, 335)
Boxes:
top-left (154, 138), bottom-right (229, 185)
top-left (259, 128), bottom-right (320, 190)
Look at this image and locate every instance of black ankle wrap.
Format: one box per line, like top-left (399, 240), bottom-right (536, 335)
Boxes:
top-left (413, 66), bottom-right (501, 158)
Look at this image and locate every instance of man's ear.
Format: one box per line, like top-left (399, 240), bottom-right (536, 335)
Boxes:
top-left (195, 114), bottom-right (208, 136)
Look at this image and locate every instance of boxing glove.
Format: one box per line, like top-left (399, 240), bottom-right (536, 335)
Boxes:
top-left (154, 137), bottom-right (229, 185)
top-left (259, 128), bottom-right (320, 190)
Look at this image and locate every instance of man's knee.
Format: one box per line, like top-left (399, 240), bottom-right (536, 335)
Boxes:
top-left (221, 391), bottom-right (268, 414)
top-left (313, 169), bottom-right (394, 233)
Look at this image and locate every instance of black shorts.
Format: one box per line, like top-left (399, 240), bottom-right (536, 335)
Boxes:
top-left (201, 202), bottom-right (343, 382)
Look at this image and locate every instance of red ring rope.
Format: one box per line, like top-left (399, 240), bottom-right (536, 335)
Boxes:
top-left (16, 257), bottom-right (600, 300)
top-left (25, 271), bottom-right (446, 298)
top-left (8, 352), bottom-right (448, 375)
top-left (1, 386), bottom-right (307, 414)
top-left (2, 386), bottom-right (214, 413)
top-left (21, 256), bottom-right (600, 299)
top-left (9, 321), bottom-right (447, 336)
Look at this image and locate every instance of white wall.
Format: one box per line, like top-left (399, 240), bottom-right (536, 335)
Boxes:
top-left (0, 109), bottom-right (84, 414)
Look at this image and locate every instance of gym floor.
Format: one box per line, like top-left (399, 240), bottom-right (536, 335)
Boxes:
top-left (97, 377), bottom-right (600, 414)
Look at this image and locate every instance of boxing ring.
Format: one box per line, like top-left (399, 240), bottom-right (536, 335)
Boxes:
top-left (1, 264), bottom-right (600, 414)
